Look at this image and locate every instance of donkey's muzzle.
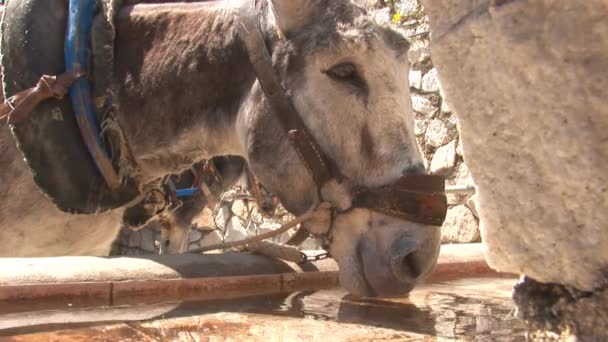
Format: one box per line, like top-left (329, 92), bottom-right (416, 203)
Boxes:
top-left (356, 226), bottom-right (441, 298)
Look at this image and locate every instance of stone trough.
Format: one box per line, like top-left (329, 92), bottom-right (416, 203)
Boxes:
top-left (0, 243), bottom-right (502, 313)
top-left (0, 243), bottom-right (518, 337)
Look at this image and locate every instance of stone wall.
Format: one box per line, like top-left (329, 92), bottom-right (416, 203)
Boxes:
top-left (111, 185), bottom-right (320, 256)
top-left (374, 0), bottom-right (480, 244)
top-left (112, 0), bottom-right (480, 255)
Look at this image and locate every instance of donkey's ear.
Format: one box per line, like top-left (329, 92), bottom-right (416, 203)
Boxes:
top-left (270, 0), bottom-right (322, 35)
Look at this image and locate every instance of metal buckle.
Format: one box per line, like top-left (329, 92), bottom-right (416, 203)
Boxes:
top-left (299, 251), bottom-right (331, 264)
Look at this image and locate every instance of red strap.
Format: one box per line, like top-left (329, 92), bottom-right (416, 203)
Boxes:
top-left (0, 70), bottom-right (83, 125)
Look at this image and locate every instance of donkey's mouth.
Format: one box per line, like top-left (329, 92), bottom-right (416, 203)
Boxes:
top-left (335, 253), bottom-right (376, 298)
top-left (335, 227), bottom-right (437, 297)
top-left (354, 240), bottom-right (378, 297)
top-left (336, 237), bottom-right (417, 298)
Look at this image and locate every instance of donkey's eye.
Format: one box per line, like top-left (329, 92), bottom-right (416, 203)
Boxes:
top-left (323, 63), bottom-right (367, 93)
top-left (325, 63), bottom-right (357, 79)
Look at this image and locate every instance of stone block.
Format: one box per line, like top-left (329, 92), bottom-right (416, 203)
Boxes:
top-left (441, 205), bottom-right (480, 244)
top-left (422, 0), bottom-right (608, 290)
top-left (430, 140), bottom-right (457, 175)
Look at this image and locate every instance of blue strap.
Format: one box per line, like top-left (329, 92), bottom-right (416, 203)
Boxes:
top-left (176, 188), bottom-right (199, 198)
top-left (66, 0), bottom-right (122, 191)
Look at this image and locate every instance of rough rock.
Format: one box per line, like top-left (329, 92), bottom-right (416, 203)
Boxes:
top-left (258, 221), bottom-right (281, 242)
top-left (430, 140), bottom-right (456, 175)
top-left (414, 119), bottom-right (429, 137)
top-left (513, 277), bottom-right (608, 341)
top-left (421, 0), bottom-right (608, 290)
top-left (199, 230), bottom-right (223, 248)
top-left (300, 237), bottom-right (322, 251)
top-left (448, 162), bottom-right (473, 186)
top-left (258, 221), bottom-right (281, 234)
top-left (424, 119), bottom-right (452, 147)
top-left (140, 229), bottom-right (157, 252)
top-left (411, 94), bottom-right (436, 116)
top-left (224, 216), bottom-right (247, 242)
top-left (128, 231), bottom-right (141, 248)
top-left (440, 97), bottom-right (452, 114)
top-left (188, 229), bottom-right (203, 243)
top-left (407, 38), bottom-right (431, 64)
top-left (214, 206), bottom-right (231, 230)
top-left (231, 200), bottom-right (249, 218)
top-left (446, 193), bottom-right (465, 206)
top-left (193, 208), bottom-right (215, 230)
top-left (249, 207), bottom-right (264, 224)
top-left (259, 221), bottom-right (292, 243)
top-left (402, 19), bottom-right (431, 41)
top-left (409, 69), bottom-right (422, 89)
top-left (398, 0), bottom-right (422, 19)
top-left (465, 194), bottom-right (479, 219)
top-left (370, 6), bottom-right (391, 26)
top-left (420, 68), bottom-right (440, 92)
top-left (438, 83), bottom-right (452, 113)
top-left (455, 137), bottom-right (463, 157)
top-left (441, 205), bottom-right (480, 244)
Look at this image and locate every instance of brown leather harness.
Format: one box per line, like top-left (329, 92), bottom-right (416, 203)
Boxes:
top-left (237, 0), bottom-right (447, 244)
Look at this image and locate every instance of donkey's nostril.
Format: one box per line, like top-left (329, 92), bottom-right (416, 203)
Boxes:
top-left (391, 251), bottom-right (422, 283)
top-left (390, 238), bottom-right (422, 283)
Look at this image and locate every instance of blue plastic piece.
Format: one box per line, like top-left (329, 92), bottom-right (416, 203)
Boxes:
top-left (175, 188), bottom-right (199, 198)
top-left (66, 0), bottom-right (121, 189)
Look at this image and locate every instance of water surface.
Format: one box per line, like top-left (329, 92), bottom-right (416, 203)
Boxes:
top-left (0, 277), bottom-right (525, 341)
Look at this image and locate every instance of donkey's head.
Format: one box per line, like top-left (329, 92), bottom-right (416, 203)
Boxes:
top-left (237, 0), bottom-right (440, 297)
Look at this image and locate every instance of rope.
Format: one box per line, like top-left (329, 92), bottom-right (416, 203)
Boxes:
top-left (245, 241), bottom-right (305, 263)
top-left (188, 207), bottom-right (318, 254)
top-left (445, 185), bottom-right (476, 194)
top-left (1, 99), bottom-right (13, 122)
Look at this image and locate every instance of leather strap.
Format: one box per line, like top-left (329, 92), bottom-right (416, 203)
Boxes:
top-left (247, 168), bottom-right (280, 218)
top-left (237, 1), bottom-right (335, 189)
top-left (352, 175), bottom-right (447, 226)
top-left (286, 226), bottom-right (311, 246)
top-left (0, 70), bottom-right (83, 125)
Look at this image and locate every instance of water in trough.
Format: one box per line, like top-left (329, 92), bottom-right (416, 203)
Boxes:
top-left (0, 277), bottom-right (525, 341)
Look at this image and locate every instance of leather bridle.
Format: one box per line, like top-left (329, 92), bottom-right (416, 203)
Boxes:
top-left (237, 0), bottom-right (448, 244)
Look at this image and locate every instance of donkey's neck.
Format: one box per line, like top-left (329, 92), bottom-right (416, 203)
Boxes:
top-left (113, 2), bottom-right (257, 181)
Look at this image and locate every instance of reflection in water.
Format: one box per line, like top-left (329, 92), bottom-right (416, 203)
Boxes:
top-left (271, 291), bottom-right (437, 335)
top-left (426, 293), bottom-right (524, 341)
top-left (0, 278), bottom-right (526, 340)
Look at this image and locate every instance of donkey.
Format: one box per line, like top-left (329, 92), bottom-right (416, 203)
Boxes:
top-left (0, 0), bottom-right (440, 297)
